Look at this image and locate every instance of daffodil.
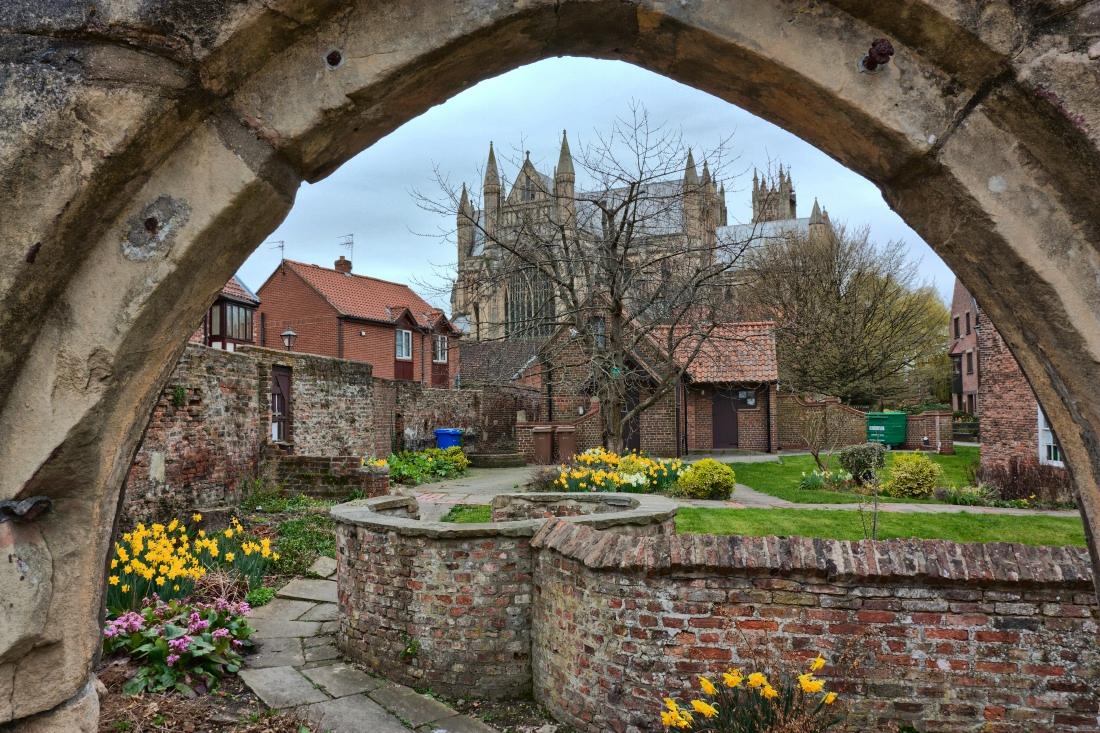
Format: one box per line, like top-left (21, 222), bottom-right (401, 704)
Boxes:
top-left (746, 672), bottom-right (767, 689)
top-left (698, 676), bottom-right (717, 695)
top-left (761, 684), bottom-right (779, 699)
top-left (690, 699), bottom-right (718, 718)
top-left (798, 673), bottom-right (825, 694)
top-left (722, 670), bottom-right (743, 688)
top-left (810, 654), bottom-right (826, 672)
top-left (823, 692), bottom-right (838, 705)
top-left (192, 512), bottom-right (203, 522)
top-left (108, 575), bottom-right (119, 586)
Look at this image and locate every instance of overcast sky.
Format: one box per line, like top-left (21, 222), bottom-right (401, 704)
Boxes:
top-left (239, 57), bottom-right (955, 307)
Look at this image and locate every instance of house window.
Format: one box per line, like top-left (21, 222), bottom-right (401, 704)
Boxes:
top-left (967, 393), bottom-right (976, 415)
top-left (433, 334), bottom-right (448, 363)
top-left (590, 316), bottom-right (606, 349)
top-left (953, 316), bottom-right (960, 339)
top-left (396, 329), bottom-right (413, 360)
top-left (1038, 408), bottom-right (1064, 467)
top-left (966, 350), bottom-right (974, 375)
top-left (965, 311), bottom-right (971, 335)
top-left (225, 303), bottom-right (253, 342)
top-left (736, 389), bottom-right (757, 408)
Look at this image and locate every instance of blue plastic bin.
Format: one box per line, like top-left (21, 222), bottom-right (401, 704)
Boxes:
top-left (434, 428), bottom-right (464, 449)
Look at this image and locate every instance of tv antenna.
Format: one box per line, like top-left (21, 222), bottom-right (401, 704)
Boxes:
top-left (267, 240), bottom-right (286, 260)
top-left (337, 234), bottom-right (354, 266)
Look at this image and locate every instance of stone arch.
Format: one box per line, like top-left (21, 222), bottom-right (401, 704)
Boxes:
top-left (2, 1), bottom-right (1099, 727)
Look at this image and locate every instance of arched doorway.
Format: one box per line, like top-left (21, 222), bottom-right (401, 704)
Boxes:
top-left (2, 1), bottom-right (1098, 726)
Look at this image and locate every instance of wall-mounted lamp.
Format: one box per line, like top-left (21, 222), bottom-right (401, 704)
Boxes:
top-left (281, 328), bottom-right (298, 350)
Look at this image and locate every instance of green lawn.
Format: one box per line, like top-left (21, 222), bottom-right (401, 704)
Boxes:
top-left (676, 507), bottom-right (1086, 547)
top-left (440, 504), bottom-right (492, 523)
top-left (728, 446), bottom-right (980, 504)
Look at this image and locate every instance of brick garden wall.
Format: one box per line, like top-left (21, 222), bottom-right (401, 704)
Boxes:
top-left (263, 453), bottom-right (389, 498)
top-left (906, 410), bottom-right (955, 454)
top-left (530, 521), bottom-right (1098, 733)
top-left (124, 345), bottom-right (263, 522)
top-left (778, 394), bottom-right (866, 451)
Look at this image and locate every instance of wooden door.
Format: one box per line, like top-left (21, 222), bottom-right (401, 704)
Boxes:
top-left (271, 365), bottom-right (292, 446)
top-left (712, 392), bottom-right (738, 449)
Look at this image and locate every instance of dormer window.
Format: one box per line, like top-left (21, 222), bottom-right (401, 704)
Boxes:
top-left (433, 334), bottom-right (448, 363)
top-left (396, 329), bottom-right (413, 360)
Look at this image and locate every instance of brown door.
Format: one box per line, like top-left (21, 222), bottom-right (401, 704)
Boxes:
top-left (271, 365), bottom-right (292, 446)
top-left (713, 392), bottom-right (738, 449)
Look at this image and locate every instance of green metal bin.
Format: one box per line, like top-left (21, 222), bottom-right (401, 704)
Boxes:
top-left (866, 411), bottom-right (907, 447)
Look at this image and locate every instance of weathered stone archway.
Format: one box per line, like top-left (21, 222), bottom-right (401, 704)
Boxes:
top-left (2, 1), bottom-right (1098, 728)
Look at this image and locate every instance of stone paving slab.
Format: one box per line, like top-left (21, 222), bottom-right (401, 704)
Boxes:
top-left (301, 663), bottom-right (384, 698)
top-left (370, 684), bottom-right (458, 728)
top-left (417, 715), bottom-right (500, 733)
top-left (304, 633), bottom-right (335, 648)
top-left (304, 642), bottom-right (341, 663)
top-left (278, 578), bottom-right (339, 603)
top-left (299, 693), bottom-right (411, 733)
top-left (249, 598), bottom-right (316, 621)
top-left (300, 602), bottom-right (339, 622)
top-left (308, 556), bottom-right (338, 578)
top-left (239, 666), bottom-right (329, 708)
top-left (251, 618), bottom-right (322, 639)
top-left (246, 637), bottom-right (304, 668)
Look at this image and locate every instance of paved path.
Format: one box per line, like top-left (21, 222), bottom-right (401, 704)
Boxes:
top-left (240, 558), bottom-right (496, 733)
top-left (405, 465), bottom-right (1077, 519)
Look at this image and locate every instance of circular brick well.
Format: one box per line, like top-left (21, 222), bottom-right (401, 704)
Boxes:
top-left (330, 492), bottom-right (676, 699)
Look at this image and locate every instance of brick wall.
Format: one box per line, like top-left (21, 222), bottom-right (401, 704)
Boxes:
top-left (906, 411), bottom-right (955, 454)
top-left (256, 265), bottom-right (340, 355)
top-left (240, 346), bottom-right (375, 456)
top-left (124, 345), bottom-right (262, 522)
top-left (778, 394), bottom-right (866, 451)
top-left (978, 310), bottom-right (1040, 472)
top-left (264, 453), bottom-right (389, 498)
top-left (530, 520), bottom-right (1099, 733)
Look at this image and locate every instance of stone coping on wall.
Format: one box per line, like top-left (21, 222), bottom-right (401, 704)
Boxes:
top-left (329, 492), bottom-right (678, 538)
top-left (531, 519), bottom-right (1095, 587)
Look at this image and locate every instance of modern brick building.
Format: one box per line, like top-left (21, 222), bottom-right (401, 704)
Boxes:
top-left (474, 321), bottom-right (780, 459)
top-left (255, 257), bottom-right (460, 387)
top-left (948, 279), bottom-right (979, 415)
top-left (951, 277), bottom-right (1066, 476)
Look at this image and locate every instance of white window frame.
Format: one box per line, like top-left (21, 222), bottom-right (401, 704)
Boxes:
top-left (395, 328), bottom-right (413, 360)
top-left (1038, 407), bottom-right (1064, 468)
top-left (432, 334), bottom-right (448, 363)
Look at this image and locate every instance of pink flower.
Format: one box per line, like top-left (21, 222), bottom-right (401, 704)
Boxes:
top-left (168, 635), bottom-right (192, 654)
top-left (166, 654), bottom-right (180, 666)
top-left (212, 628), bottom-right (230, 640)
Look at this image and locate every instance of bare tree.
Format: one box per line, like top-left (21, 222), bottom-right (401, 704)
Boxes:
top-left (418, 105), bottom-right (779, 452)
top-left (797, 407), bottom-right (848, 472)
top-left (740, 223), bottom-right (948, 407)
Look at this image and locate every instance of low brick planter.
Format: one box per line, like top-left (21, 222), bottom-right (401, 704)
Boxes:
top-left (467, 452), bottom-right (526, 468)
top-left (268, 455), bottom-right (389, 498)
top-left (330, 493), bottom-right (676, 699)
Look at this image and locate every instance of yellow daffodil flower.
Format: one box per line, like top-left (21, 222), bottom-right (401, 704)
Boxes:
top-left (810, 655), bottom-right (826, 672)
top-left (746, 672), bottom-right (767, 689)
top-left (722, 670), bottom-right (743, 688)
top-left (690, 700), bottom-right (718, 718)
top-left (108, 575), bottom-right (119, 586)
top-left (798, 673), bottom-right (825, 694)
top-left (762, 684), bottom-right (779, 699)
top-left (192, 512), bottom-right (203, 522)
top-left (823, 692), bottom-right (838, 705)
top-left (698, 676), bottom-right (717, 695)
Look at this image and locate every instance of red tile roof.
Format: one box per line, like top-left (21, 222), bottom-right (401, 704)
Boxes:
top-left (654, 322), bottom-right (778, 383)
top-left (220, 275), bottom-right (260, 306)
top-left (281, 260), bottom-right (449, 329)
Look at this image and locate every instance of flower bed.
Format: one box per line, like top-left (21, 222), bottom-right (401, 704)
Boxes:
top-left (554, 448), bottom-right (684, 493)
top-left (378, 446), bottom-right (471, 485)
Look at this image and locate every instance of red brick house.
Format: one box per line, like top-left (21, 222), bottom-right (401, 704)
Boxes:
top-left (948, 279), bottom-right (980, 415)
top-left (255, 257), bottom-right (460, 387)
top-left (482, 321), bottom-right (779, 459)
top-left (190, 275), bottom-right (260, 350)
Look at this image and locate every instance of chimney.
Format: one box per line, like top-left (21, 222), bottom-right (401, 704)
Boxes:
top-left (335, 256), bottom-right (352, 274)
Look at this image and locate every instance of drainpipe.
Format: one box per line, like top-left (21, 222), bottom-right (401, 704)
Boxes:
top-left (764, 383), bottom-right (773, 453)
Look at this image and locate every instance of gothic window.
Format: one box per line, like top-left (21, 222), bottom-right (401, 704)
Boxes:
top-left (504, 267), bottom-right (554, 337)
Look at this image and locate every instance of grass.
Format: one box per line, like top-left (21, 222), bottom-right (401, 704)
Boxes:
top-left (729, 446), bottom-right (980, 504)
top-left (440, 504), bottom-right (492, 523)
top-left (272, 515), bottom-right (337, 576)
top-left (676, 507), bottom-right (1087, 547)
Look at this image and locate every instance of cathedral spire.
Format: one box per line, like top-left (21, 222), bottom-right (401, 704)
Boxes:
top-left (459, 183), bottom-right (473, 214)
top-left (484, 142), bottom-right (500, 191)
top-left (684, 148), bottom-right (699, 185)
top-left (556, 130), bottom-right (574, 178)
top-left (701, 159), bottom-right (711, 185)
top-left (809, 197), bottom-right (823, 224)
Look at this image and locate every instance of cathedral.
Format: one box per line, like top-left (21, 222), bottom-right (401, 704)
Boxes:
top-left (451, 132), bottom-right (830, 342)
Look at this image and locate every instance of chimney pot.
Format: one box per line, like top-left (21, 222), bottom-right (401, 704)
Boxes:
top-left (335, 256), bottom-right (352, 274)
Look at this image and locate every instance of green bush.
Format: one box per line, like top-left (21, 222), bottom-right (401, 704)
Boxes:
top-left (838, 443), bottom-right (886, 484)
top-left (674, 459), bottom-right (737, 500)
top-left (884, 453), bottom-right (943, 498)
top-left (386, 447), bottom-right (470, 485)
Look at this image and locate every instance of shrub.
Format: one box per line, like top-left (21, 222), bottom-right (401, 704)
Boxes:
top-left (975, 457), bottom-right (1075, 508)
top-left (884, 453), bottom-right (942, 498)
top-left (934, 484), bottom-right (1035, 509)
top-left (103, 597), bottom-right (253, 695)
top-left (838, 443), bottom-right (886, 484)
top-left (659, 654), bottom-right (843, 731)
top-left (245, 586), bottom-right (277, 607)
top-left (386, 447), bottom-right (470, 485)
top-left (674, 459), bottom-right (737, 500)
top-left (556, 448), bottom-right (685, 494)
